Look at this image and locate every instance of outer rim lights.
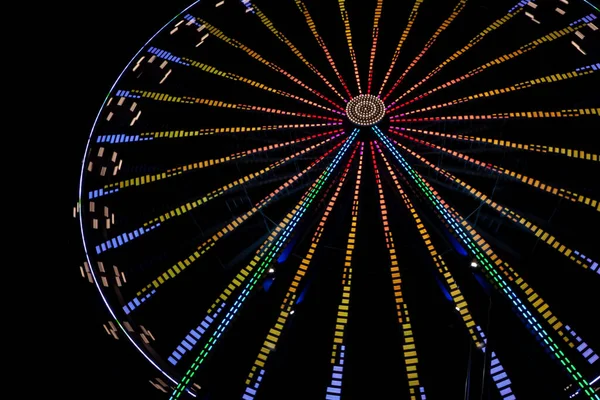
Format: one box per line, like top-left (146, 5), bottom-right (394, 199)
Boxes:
top-left (346, 94), bottom-right (386, 126)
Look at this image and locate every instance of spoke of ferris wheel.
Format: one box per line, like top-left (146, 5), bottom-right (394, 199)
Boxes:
top-left (389, 144), bottom-right (600, 369)
top-left (380, 0), bottom-right (469, 103)
top-left (240, 145), bottom-right (359, 400)
top-left (393, 138), bottom-right (600, 274)
top-left (91, 129), bottom-right (342, 199)
top-left (373, 126), bottom-right (598, 399)
top-left (387, 129), bottom-right (600, 212)
top-left (449, 204), bottom-right (599, 367)
top-left (248, 3), bottom-right (347, 102)
top-left (126, 89), bottom-right (341, 121)
top-left (370, 143), bottom-right (427, 399)
top-left (374, 142), bottom-right (518, 400)
top-left (337, 0), bottom-right (363, 94)
top-left (180, 55), bottom-right (343, 115)
top-left (322, 142), bottom-right (362, 400)
top-left (388, 14), bottom-right (596, 112)
top-left (169, 131), bottom-right (359, 400)
top-left (395, 137), bottom-right (600, 274)
top-left (390, 0), bottom-right (528, 104)
top-left (96, 122), bottom-right (342, 144)
top-left (397, 126), bottom-right (600, 163)
top-left (187, 15), bottom-right (344, 112)
top-left (294, 0), bottom-right (352, 99)
top-left (124, 137), bottom-right (349, 315)
top-left (366, 0), bottom-right (384, 95)
top-left (376, 0), bottom-right (424, 98)
top-left (390, 107), bottom-right (600, 123)
top-left (94, 133), bottom-right (345, 256)
top-left (401, 63), bottom-right (600, 117)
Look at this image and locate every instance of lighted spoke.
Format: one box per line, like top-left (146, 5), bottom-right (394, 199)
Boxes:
top-left (374, 141), bottom-right (517, 400)
top-left (381, 0), bottom-right (469, 102)
top-left (294, 0), bottom-right (353, 98)
top-left (249, 3), bottom-right (347, 102)
top-left (337, 0), bottom-right (362, 94)
top-left (366, 0), bottom-right (384, 94)
top-left (370, 142), bottom-right (426, 399)
top-left (186, 14), bottom-right (344, 111)
top-left (240, 144), bottom-right (359, 399)
top-left (168, 130), bottom-right (359, 400)
top-left (388, 14), bottom-right (595, 112)
top-left (388, 128), bottom-right (600, 212)
top-left (396, 126), bottom-right (600, 163)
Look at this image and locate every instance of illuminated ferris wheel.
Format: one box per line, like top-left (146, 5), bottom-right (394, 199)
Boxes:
top-left (76, 0), bottom-right (600, 398)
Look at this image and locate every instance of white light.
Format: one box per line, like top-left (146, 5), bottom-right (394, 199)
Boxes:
top-left (290, 309), bottom-right (295, 315)
top-left (345, 94), bottom-right (386, 126)
top-left (470, 261), bottom-right (479, 268)
top-left (268, 268), bottom-right (275, 273)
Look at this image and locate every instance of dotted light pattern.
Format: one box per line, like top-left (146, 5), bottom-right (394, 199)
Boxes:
top-left (381, 0), bottom-right (469, 102)
top-left (250, 3), bottom-right (346, 102)
top-left (392, 0), bottom-right (528, 104)
top-left (128, 89), bottom-right (341, 121)
top-left (391, 107), bottom-right (600, 122)
top-left (324, 142), bottom-right (363, 400)
top-left (403, 63), bottom-right (600, 116)
top-left (373, 126), bottom-right (598, 399)
top-left (241, 144), bottom-right (359, 400)
top-left (294, 0), bottom-right (352, 98)
top-left (168, 131), bottom-right (359, 400)
top-left (337, 0), bottom-right (362, 94)
top-left (95, 122), bottom-right (341, 144)
top-left (366, 0), bottom-right (383, 95)
top-left (388, 129), bottom-right (600, 212)
top-left (397, 126), bottom-right (600, 163)
top-left (96, 133), bottom-right (344, 256)
top-left (377, 0), bottom-right (424, 98)
top-left (393, 139), bottom-right (599, 273)
top-left (345, 94), bottom-right (386, 126)
top-left (371, 143), bottom-right (425, 399)
top-left (125, 135), bottom-right (348, 313)
top-left (96, 129), bottom-right (342, 198)
top-left (375, 142), bottom-right (518, 400)
top-left (389, 15), bottom-right (596, 112)
top-left (186, 14), bottom-right (344, 111)
top-left (475, 325), bottom-right (517, 400)
top-left (181, 54), bottom-right (343, 114)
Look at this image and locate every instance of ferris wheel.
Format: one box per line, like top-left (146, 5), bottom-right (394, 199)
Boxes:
top-left (76, 0), bottom-right (600, 398)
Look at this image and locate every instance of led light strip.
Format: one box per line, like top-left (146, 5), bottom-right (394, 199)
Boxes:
top-left (375, 142), bottom-right (516, 400)
top-left (92, 129), bottom-right (342, 199)
top-left (376, 0), bottom-right (424, 98)
top-left (124, 136), bottom-right (347, 313)
top-left (381, 0), bottom-right (469, 102)
top-left (249, 3), bottom-right (346, 102)
top-left (397, 126), bottom-right (600, 163)
top-left (169, 130), bottom-right (359, 400)
top-left (337, 0), bottom-right (362, 94)
top-left (293, 0), bottom-right (352, 99)
top-left (94, 133), bottom-right (344, 255)
top-left (178, 54), bottom-right (343, 114)
top-left (392, 0), bottom-right (529, 104)
top-left (241, 144), bottom-right (358, 400)
top-left (392, 138), bottom-right (599, 273)
top-left (324, 142), bottom-right (363, 400)
top-left (389, 15), bottom-right (596, 112)
top-left (403, 64), bottom-right (600, 116)
top-left (366, 0), bottom-right (383, 95)
top-left (475, 325), bottom-right (517, 400)
top-left (388, 129), bottom-right (600, 212)
top-left (96, 122), bottom-right (341, 144)
top-left (187, 15), bottom-right (344, 111)
top-left (373, 126), bottom-right (598, 399)
top-left (391, 108), bottom-right (600, 122)
top-left (371, 143), bottom-right (426, 400)
top-left (128, 89), bottom-right (341, 121)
